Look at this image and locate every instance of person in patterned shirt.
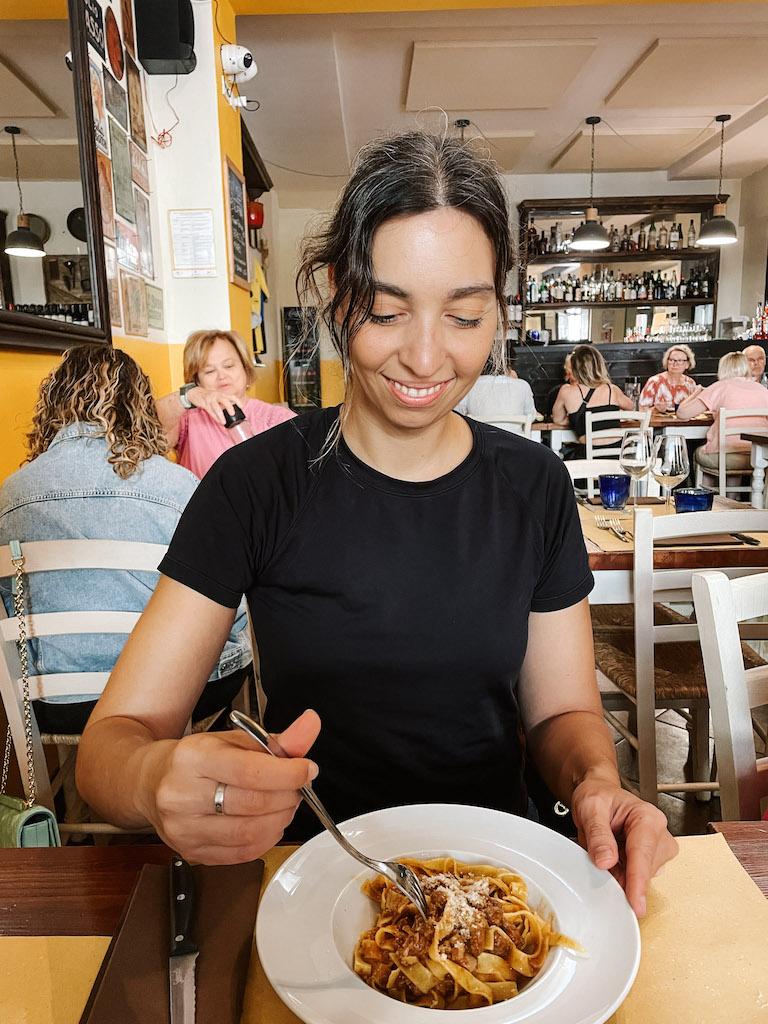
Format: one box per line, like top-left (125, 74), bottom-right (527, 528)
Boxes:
top-left (639, 344), bottom-right (699, 412)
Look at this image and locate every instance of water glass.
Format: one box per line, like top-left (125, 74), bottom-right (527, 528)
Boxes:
top-left (619, 428), bottom-right (654, 507)
top-left (599, 474), bottom-right (631, 510)
top-left (652, 435), bottom-right (690, 510)
top-left (674, 488), bottom-right (714, 513)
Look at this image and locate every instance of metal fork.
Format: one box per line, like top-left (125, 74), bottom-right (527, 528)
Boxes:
top-left (609, 517), bottom-right (633, 540)
top-left (594, 514), bottom-right (630, 543)
top-left (229, 710), bottom-right (429, 920)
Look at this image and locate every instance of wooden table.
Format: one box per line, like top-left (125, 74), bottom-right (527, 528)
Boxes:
top-left (0, 824), bottom-right (764, 938)
top-left (582, 497), bottom-right (768, 603)
top-left (532, 412), bottom-right (712, 456)
top-left (741, 430), bottom-right (768, 509)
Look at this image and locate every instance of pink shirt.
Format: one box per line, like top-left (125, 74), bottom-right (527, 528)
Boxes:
top-left (177, 397), bottom-right (296, 478)
top-left (699, 377), bottom-right (768, 453)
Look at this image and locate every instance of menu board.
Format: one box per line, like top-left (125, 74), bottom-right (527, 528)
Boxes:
top-left (224, 156), bottom-right (249, 290)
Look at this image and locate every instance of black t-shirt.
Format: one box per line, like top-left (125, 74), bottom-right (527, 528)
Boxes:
top-left (160, 406), bottom-right (593, 838)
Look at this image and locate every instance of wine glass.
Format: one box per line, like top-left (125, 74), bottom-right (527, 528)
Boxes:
top-left (651, 435), bottom-right (690, 511)
top-left (619, 428), bottom-right (654, 508)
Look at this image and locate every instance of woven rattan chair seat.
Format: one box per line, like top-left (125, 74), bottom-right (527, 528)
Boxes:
top-left (591, 604), bottom-right (766, 702)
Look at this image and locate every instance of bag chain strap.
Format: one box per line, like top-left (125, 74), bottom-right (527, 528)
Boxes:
top-left (0, 551), bottom-right (36, 807)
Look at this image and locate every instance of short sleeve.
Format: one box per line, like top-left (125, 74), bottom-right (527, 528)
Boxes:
top-left (530, 456), bottom-right (593, 613)
top-left (639, 375), bottom-right (657, 408)
top-left (522, 382), bottom-right (536, 417)
top-left (158, 450), bottom-right (257, 608)
top-left (176, 410), bottom-right (189, 460)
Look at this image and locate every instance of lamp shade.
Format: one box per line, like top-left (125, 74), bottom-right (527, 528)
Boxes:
top-left (696, 202), bottom-right (737, 246)
top-left (4, 214), bottom-right (45, 258)
top-left (569, 207), bottom-right (610, 251)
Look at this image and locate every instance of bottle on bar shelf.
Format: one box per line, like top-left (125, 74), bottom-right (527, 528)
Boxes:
top-left (647, 222), bottom-right (657, 250)
top-left (669, 222), bottom-right (679, 250)
top-left (658, 222), bottom-right (669, 248)
top-left (524, 264), bottom-right (714, 305)
top-left (687, 219), bottom-right (697, 247)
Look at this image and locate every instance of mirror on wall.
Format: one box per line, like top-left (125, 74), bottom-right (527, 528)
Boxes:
top-left (0, 1), bottom-right (110, 350)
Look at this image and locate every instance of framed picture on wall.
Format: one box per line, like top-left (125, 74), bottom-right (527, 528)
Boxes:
top-left (115, 217), bottom-right (139, 273)
top-left (223, 156), bottom-right (249, 290)
top-left (134, 188), bottom-right (154, 279)
top-left (120, 270), bottom-right (148, 336)
top-left (130, 140), bottom-right (149, 193)
top-left (121, 0), bottom-right (136, 59)
top-left (146, 283), bottom-right (164, 330)
top-left (105, 243), bottom-right (122, 328)
top-left (89, 60), bottom-right (108, 155)
top-left (126, 54), bottom-right (146, 152)
top-left (104, 66), bottom-right (128, 129)
top-left (96, 150), bottom-right (115, 240)
top-left (108, 117), bottom-right (135, 223)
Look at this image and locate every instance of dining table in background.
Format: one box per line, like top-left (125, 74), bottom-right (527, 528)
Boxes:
top-left (531, 411), bottom-right (713, 456)
top-left (580, 496), bottom-right (768, 603)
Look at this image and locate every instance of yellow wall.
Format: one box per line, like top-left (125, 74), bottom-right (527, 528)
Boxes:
top-left (233, 0), bottom-right (765, 10)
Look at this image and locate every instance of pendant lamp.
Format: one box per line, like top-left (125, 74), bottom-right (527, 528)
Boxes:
top-left (697, 114), bottom-right (737, 247)
top-left (570, 116), bottom-right (610, 252)
top-left (3, 126), bottom-right (45, 259)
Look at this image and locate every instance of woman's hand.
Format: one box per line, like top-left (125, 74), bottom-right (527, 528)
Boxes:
top-left (569, 771), bottom-right (678, 917)
top-left (139, 710), bottom-right (321, 864)
top-left (186, 385), bottom-right (241, 426)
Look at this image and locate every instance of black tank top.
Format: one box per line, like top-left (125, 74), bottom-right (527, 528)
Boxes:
top-left (568, 384), bottom-right (621, 440)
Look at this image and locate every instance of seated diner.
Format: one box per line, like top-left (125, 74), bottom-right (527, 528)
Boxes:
top-left (639, 343), bottom-right (698, 411)
top-left (551, 344), bottom-right (634, 458)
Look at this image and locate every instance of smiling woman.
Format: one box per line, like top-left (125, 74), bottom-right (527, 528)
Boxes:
top-left (77, 129), bottom-right (677, 920)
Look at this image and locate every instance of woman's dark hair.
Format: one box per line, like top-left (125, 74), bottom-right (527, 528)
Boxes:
top-left (26, 344), bottom-right (167, 478)
top-left (296, 130), bottom-right (514, 398)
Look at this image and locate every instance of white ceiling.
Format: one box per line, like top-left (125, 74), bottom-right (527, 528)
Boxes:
top-left (237, 2), bottom-right (768, 201)
top-left (0, 19), bottom-right (79, 181)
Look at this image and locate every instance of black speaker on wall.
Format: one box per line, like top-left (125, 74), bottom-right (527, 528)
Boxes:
top-left (134, 0), bottom-right (196, 75)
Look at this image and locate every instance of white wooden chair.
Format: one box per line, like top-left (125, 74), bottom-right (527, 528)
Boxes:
top-left (692, 569), bottom-right (768, 820)
top-left (694, 408), bottom-right (768, 501)
top-left (564, 458), bottom-right (625, 500)
top-left (592, 507), bottom-right (768, 805)
top-left (0, 539), bottom-right (250, 836)
top-left (471, 413), bottom-right (534, 438)
top-left (585, 408), bottom-right (651, 460)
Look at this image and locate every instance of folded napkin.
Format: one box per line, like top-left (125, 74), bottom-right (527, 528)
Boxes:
top-left (608, 832), bottom-right (768, 1023)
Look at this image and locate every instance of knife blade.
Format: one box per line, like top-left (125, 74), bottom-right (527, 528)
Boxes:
top-left (730, 532), bottom-right (761, 546)
top-left (169, 856), bottom-right (198, 1024)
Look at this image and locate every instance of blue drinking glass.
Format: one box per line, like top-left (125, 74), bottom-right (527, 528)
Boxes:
top-left (673, 488), bottom-right (714, 513)
top-left (599, 474), bottom-right (631, 510)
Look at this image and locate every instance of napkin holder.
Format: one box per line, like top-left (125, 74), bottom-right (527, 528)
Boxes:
top-left (79, 859), bottom-right (264, 1024)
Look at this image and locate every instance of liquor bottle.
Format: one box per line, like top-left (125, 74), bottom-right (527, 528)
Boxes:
top-left (701, 272), bottom-right (710, 299)
top-left (514, 294), bottom-right (522, 321)
top-left (638, 223), bottom-right (647, 249)
top-left (548, 226), bottom-right (557, 253)
top-left (527, 218), bottom-right (537, 254)
top-left (574, 278), bottom-right (582, 302)
top-left (679, 274), bottom-right (687, 299)
top-left (648, 222), bottom-right (657, 250)
top-left (638, 275), bottom-right (647, 300)
top-left (555, 221), bottom-right (563, 251)
top-left (620, 224), bottom-right (630, 251)
top-left (564, 277), bottom-right (573, 303)
top-left (628, 228), bottom-right (637, 251)
top-left (687, 219), bottom-right (696, 248)
top-left (668, 272), bottom-right (678, 300)
top-left (539, 279), bottom-right (549, 303)
top-left (677, 223), bottom-right (684, 248)
top-left (669, 222), bottom-right (679, 250)
top-left (658, 222), bottom-right (669, 248)
top-left (610, 225), bottom-right (620, 252)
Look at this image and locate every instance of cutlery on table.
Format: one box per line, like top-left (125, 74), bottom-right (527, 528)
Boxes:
top-left (169, 856), bottom-right (198, 1024)
top-left (595, 514), bottom-right (630, 543)
top-left (730, 532), bottom-right (760, 546)
top-left (609, 517), bottom-right (633, 540)
top-left (229, 709), bottom-right (429, 920)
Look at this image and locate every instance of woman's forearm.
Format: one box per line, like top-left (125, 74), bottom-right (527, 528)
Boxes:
top-left (526, 708), bottom-right (620, 807)
top-left (76, 717), bottom-right (174, 828)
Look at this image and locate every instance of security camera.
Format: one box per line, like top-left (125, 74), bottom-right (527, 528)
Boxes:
top-left (221, 44), bottom-right (257, 84)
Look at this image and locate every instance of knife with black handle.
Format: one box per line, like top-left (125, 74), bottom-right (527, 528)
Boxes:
top-left (169, 856), bottom-right (198, 1024)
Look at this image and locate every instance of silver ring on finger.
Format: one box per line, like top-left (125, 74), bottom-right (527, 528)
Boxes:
top-left (213, 782), bottom-right (227, 815)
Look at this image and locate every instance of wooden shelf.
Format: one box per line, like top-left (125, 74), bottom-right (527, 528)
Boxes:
top-left (526, 298), bottom-right (714, 310)
top-left (525, 248), bottom-right (717, 265)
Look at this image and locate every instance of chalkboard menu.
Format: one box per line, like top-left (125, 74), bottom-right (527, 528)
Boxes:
top-left (224, 156), bottom-right (249, 289)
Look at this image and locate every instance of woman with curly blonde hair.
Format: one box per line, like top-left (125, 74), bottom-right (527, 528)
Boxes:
top-left (0, 344), bottom-right (251, 734)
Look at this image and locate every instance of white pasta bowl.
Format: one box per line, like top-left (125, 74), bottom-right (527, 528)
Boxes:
top-left (256, 803), bottom-right (640, 1024)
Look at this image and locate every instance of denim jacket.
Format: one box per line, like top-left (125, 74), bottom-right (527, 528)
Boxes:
top-left (0, 423), bottom-right (250, 701)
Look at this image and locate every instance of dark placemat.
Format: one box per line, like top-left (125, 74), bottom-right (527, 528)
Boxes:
top-left (587, 495), bottom-right (665, 505)
top-left (79, 859), bottom-right (264, 1024)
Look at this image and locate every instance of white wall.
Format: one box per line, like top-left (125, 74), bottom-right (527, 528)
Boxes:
top-left (144, 2), bottom-right (230, 344)
top-left (1, 179), bottom-right (85, 306)
top-left (739, 165), bottom-right (768, 317)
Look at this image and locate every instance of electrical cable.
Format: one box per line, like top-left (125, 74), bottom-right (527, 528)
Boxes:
top-left (263, 159), bottom-right (348, 179)
top-left (144, 73), bottom-right (180, 148)
top-left (190, 0), bottom-right (234, 45)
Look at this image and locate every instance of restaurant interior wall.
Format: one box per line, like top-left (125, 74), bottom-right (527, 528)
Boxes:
top-left (739, 163), bottom-right (768, 318)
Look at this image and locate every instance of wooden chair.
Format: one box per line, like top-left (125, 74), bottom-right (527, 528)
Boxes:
top-left (471, 413), bottom-right (534, 438)
top-left (0, 539), bottom-right (248, 836)
top-left (585, 408), bottom-right (651, 460)
top-left (592, 507), bottom-right (768, 805)
top-left (694, 407), bottom-right (768, 501)
top-left (692, 569), bottom-right (768, 820)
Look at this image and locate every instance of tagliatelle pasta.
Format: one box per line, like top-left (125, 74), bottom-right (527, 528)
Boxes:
top-left (353, 857), bottom-right (583, 1010)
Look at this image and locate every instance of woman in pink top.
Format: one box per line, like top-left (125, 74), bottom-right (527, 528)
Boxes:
top-left (677, 351), bottom-right (768, 478)
top-left (639, 344), bottom-right (698, 412)
top-left (157, 330), bottom-right (296, 478)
